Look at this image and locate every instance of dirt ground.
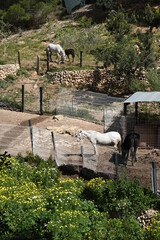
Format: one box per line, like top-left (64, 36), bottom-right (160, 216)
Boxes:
top-left (0, 109), bottom-right (160, 189)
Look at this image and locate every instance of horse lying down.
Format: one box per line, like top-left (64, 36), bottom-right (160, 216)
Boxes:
top-left (121, 132), bottom-right (140, 166)
top-left (77, 130), bottom-right (122, 155)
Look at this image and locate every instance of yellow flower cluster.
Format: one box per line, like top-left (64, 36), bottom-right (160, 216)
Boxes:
top-left (87, 177), bottom-right (106, 190)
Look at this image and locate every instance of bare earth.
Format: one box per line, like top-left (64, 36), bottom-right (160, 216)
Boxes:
top-left (0, 109), bottom-right (160, 189)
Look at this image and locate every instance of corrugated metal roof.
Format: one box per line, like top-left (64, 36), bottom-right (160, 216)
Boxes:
top-left (124, 91), bottom-right (160, 103)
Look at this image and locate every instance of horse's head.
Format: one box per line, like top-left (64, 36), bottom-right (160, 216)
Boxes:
top-left (76, 130), bottom-right (82, 142)
top-left (61, 50), bottom-right (66, 63)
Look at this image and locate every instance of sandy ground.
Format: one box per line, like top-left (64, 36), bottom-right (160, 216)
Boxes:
top-left (0, 109), bottom-right (160, 189)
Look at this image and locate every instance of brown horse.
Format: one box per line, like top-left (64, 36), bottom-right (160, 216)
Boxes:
top-left (65, 49), bottom-right (75, 62)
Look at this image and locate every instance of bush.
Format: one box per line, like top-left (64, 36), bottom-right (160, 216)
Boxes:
top-left (0, 153), bottom-right (159, 239)
top-left (84, 177), bottom-right (158, 217)
top-left (146, 68), bottom-right (160, 91)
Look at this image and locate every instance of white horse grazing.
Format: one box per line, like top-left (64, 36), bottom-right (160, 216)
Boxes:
top-left (46, 43), bottom-right (66, 63)
top-left (77, 130), bottom-right (122, 155)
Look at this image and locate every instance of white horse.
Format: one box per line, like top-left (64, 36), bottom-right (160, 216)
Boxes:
top-left (77, 130), bottom-right (122, 155)
top-left (46, 43), bottom-right (66, 63)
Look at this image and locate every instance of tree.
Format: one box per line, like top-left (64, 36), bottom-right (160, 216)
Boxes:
top-left (4, 4), bottom-right (31, 28)
top-left (144, 4), bottom-right (160, 32)
top-left (106, 7), bottom-right (131, 41)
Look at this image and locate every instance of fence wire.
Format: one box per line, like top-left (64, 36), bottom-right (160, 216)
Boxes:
top-left (0, 123), bottom-right (159, 192)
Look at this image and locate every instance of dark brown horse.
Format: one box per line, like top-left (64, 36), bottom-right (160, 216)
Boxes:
top-left (65, 49), bottom-right (75, 62)
top-left (121, 132), bottom-right (140, 166)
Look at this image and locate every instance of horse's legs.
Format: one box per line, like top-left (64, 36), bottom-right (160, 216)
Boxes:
top-left (114, 141), bottom-right (121, 153)
top-left (67, 55), bottom-right (70, 62)
top-left (125, 151), bottom-right (129, 166)
top-left (93, 144), bottom-right (97, 154)
top-left (131, 147), bottom-right (136, 166)
top-left (56, 53), bottom-right (60, 63)
top-left (90, 139), bottom-right (97, 155)
top-left (132, 147), bottom-right (137, 166)
top-left (72, 54), bottom-right (74, 62)
top-left (122, 149), bottom-right (129, 166)
top-left (49, 52), bottom-right (52, 61)
top-left (113, 143), bottom-right (118, 151)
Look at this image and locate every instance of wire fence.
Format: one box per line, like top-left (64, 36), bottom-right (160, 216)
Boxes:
top-left (0, 122), bottom-right (159, 193)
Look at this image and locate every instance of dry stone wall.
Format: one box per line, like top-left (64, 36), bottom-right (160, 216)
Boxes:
top-left (0, 64), bottom-right (20, 80)
top-left (47, 69), bottom-right (146, 94)
top-left (47, 69), bottom-right (115, 88)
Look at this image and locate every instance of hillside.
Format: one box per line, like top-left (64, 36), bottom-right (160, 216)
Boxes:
top-left (0, 2), bottom-right (160, 113)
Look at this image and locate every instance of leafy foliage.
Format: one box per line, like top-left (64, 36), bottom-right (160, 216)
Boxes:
top-left (0, 0), bottom-right (62, 30)
top-left (0, 153), bottom-right (159, 239)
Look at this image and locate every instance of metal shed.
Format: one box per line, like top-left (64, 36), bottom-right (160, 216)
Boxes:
top-left (123, 91), bottom-right (160, 148)
top-left (124, 91), bottom-right (160, 117)
top-left (64, 0), bottom-right (85, 14)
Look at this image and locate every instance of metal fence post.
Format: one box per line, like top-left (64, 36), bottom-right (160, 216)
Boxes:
top-left (21, 84), bottom-right (24, 112)
top-left (80, 51), bottom-right (83, 67)
top-left (40, 87), bottom-right (43, 115)
top-left (152, 161), bottom-right (158, 195)
top-left (46, 50), bottom-right (50, 72)
top-left (18, 50), bottom-right (21, 68)
top-left (81, 145), bottom-right (84, 168)
top-left (51, 131), bottom-right (59, 166)
top-left (37, 55), bottom-right (40, 75)
top-left (29, 120), bottom-right (33, 153)
top-left (115, 152), bottom-right (118, 178)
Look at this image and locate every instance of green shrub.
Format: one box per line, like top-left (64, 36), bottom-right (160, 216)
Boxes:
top-left (145, 214), bottom-right (160, 240)
top-left (84, 177), bottom-right (158, 217)
top-left (0, 154), bottom-right (159, 239)
top-left (129, 78), bottom-right (148, 93)
top-left (146, 69), bottom-right (160, 91)
top-left (5, 74), bottom-right (16, 83)
top-left (102, 215), bottom-right (144, 240)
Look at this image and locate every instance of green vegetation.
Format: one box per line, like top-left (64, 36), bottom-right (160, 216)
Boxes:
top-left (0, 152), bottom-right (159, 239)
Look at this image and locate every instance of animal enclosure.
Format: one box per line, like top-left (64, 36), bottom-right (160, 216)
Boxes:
top-left (0, 120), bottom-right (159, 192)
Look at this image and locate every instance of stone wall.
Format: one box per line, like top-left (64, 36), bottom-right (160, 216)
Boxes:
top-left (47, 69), bottom-right (146, 94)
top-left (0, 64), bottom-right (20, 80)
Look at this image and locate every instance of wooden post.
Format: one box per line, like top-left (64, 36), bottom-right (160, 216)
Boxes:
top-left (21, 84), bottom-right (24, 112)
top-left (40, 87), bottom-right (43, 115)
top-left (29, 120), bottom-right (33, 153)
top-left (81, 145), bottom-right (84, 168)
top-left (135, 102), bottom-right (138, 124)
top-left (46, 50), bottom-right (50, 72)
top-left (152, 161), bottom-right (158, 195)
top-left (124, 103), bottom-right (128, 116)
top-left (37, 55), bottom-right (40, 75)
top-left (51, 131), bottom-right (59, 166)
top-left (115, 152), bottom-right (118, 178)
top-left (80, 51), bottom-right (83, 67)
top-left (18, 50), bottom-right (21, 68)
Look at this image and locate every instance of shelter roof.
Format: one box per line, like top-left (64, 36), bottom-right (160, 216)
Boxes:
top-left (124, 92), bottom-right (160, 103)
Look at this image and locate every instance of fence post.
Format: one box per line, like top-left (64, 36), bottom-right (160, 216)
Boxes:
top-left (115, 152), bottom-right (118, 178)
top-left (51, 131), bottom-right (59, 166)
top-left (40, 87), bottom-right (43, 115)
top-left (46, 50), bottom-right (50, 72)
top-left (152, 161), bottom-right (158, 195)
top-left (37, 55), bottom-right (40, 75)
top-left (21, 84), bottom-right (24, 112)
top-left (81, 145), bottom-right (84, 168)
top-left (29, 120), bottom-right (33, 153)
top-left (18, 50), bottom-right (21, 68)
top-left (80, 51), bottom-right (83, 67)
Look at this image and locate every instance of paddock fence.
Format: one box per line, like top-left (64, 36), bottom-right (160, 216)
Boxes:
top-left (0, 122), bottom-right (160, 194)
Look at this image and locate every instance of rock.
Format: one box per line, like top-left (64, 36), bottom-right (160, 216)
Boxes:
top-left (52, 115), bottom-right (64, 121)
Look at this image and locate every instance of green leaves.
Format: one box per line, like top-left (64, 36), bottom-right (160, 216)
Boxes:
top-left (0, 153), bottom-right (159, 239)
